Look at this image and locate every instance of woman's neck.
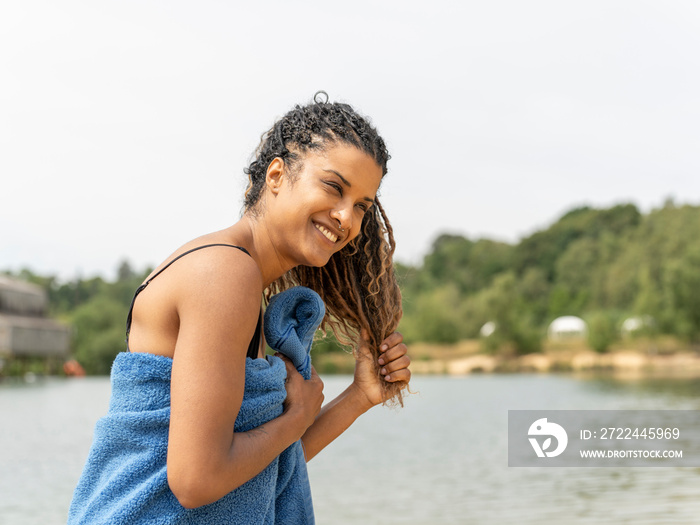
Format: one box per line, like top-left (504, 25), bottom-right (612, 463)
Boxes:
top-left (226, 215), bottom-right (296, 289)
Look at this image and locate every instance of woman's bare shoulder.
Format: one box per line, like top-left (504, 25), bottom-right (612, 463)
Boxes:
top-left (166, 242), bottom-right (262, 360)
top-left (167, 241), bottom-right (262, 302)
top-left (128, 239), bottom-right (261, 358)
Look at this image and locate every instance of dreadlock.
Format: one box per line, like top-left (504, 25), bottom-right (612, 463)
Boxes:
top-left (244, 92), bottom-right (406, 406)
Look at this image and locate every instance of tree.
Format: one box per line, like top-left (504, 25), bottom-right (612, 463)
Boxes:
top-left (478, 272), bottom-right (541, 354)
top-left (399, 284), bottom-right (465, 344)
top-left (70, 296), bottom-right (128, 374)
top-left (422, 234), bottom-right (512, 294)
top-left (664, 246), bottom-right (700, 342)
top-left (117, 260), bottom-right (136, 282)
top-left (586, 311), bottom-right (620, 353)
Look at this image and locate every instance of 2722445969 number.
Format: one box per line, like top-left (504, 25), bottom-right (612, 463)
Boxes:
top-left (598, 427), bottom-right (680, 440)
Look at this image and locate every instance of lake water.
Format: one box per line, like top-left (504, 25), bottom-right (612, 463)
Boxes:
top-left (2, 373), bottom-right (700, 524)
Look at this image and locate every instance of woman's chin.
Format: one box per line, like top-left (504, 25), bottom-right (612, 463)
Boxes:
top-left (306, 255), bottom-right (333, 268)
top-left (300, 248), bottom-right (335, 268)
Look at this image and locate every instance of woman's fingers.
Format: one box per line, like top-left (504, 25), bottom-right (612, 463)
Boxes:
top-left (385, 368), bottom-right (411, 383)
top-left (374, 332), bottom-right (411, 383)
top-left (379, 355), bottom-right (411, 382)
top-left (379, 353), bottom-right (411, 374)
top-left (279, 355), bottom-right (324, 428)
top-left (378, 331), bottom-right (403, 352)
top-left (277, 353), bottom-right (299, 381)
top-left (377, 341), bottom-right (408, 366)
top-left (353, 330), bottom-right (412, 384)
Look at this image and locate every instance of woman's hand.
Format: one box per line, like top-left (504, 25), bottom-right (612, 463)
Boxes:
top-left (297, 332), bottom-right (411, 461)
top-left (279, 356), bottom-right (325, 436)
top-left (352, 331), bottom-right (411, 408)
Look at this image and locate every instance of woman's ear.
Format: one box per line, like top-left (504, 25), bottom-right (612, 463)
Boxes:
top-left (265, 157), bottom-right (285, 195)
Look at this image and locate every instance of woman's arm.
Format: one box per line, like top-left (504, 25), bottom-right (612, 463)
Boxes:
top-left (164, 249), bottom-right (323, 509)
top-left (300, 331), bottom-right (411, 462)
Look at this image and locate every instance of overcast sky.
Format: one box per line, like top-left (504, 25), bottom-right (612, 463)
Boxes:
top-left (2, 0), bottom-right (699, 281)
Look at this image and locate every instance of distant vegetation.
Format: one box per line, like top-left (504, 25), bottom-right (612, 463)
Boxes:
top-left (5, 200), bottom-right (700, 374)
top-left (397, 200), bottom-right (700, 354)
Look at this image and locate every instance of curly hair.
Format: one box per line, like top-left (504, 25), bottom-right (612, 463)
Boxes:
top-left (244, 93), bottom-right (406, 406)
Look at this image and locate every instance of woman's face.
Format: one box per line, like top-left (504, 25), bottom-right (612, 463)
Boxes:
top-left (264, 143), bottom-right (383, 267)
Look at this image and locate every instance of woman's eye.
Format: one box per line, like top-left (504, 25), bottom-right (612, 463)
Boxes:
top-left (325, 181), bottom-right (343, 195)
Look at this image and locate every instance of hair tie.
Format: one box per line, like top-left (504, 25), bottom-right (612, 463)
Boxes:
top-left (313, 90), bottom-right (329, 104)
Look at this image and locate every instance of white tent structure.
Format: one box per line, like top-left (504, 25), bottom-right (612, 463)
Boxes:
top-left (480, 321), bottom-right (496, 337)
top-left (621, 316), bottom-right (654, 337)
top-left (547, 316), bottom-right (587, 340)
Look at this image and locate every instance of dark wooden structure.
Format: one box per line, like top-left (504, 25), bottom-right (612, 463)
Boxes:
top-left (0, 275), bottom-right (70, 373)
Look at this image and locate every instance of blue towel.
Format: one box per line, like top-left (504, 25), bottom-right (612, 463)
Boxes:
top-left (68, 286), bottom-right (324, 525)
top-left (264, 286), bottom-right (325, 380)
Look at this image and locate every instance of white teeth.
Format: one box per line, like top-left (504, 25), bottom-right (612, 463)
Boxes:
top-left (315, 223), bottom-right (338, 243)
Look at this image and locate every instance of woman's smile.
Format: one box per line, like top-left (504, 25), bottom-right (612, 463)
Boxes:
top-left (313, 222), bottom-right (339, 244)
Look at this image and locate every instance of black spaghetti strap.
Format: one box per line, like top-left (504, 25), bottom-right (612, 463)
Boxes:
top-left (142, 244), bottom-right (250, 293)
top-left (125, 243), bottom-right (262, 359)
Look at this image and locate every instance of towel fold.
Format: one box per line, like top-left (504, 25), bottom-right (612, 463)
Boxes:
top-left (68, 286), bottom-right (324, 525)
top-left (264, 286), bottom-right (325, 380)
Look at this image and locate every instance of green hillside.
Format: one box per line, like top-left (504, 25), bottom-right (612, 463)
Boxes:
top-left (398, 201), bottom-right (700, 353)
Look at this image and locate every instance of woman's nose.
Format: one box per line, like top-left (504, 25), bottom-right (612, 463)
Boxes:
top-left (331, 206), bottom-right (352, 232)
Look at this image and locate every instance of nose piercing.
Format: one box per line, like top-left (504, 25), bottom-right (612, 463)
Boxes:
top-left (336, 219), bottom-right (345, 232)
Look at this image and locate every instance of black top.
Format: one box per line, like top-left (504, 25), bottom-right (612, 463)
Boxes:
top-left (125, 243), bottom-right (262, 360)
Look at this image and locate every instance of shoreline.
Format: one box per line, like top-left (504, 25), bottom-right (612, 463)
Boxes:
top-left (309, 337), bottom-right (700, 378)
top-left (3, 341), bottom-right (700, 379)
top-left (410, 350), bottom-right (700, 377)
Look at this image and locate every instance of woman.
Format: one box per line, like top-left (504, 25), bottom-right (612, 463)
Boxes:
top-left (68, 93), bottom-right (410, 524)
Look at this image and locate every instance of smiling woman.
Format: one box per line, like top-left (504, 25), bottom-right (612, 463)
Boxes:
top-left (247, 99), bottom-right (407, 403)
top-left (254, 146), bottom-right (383, 268)
top-left (67, 93), bottom-right (410, 524)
